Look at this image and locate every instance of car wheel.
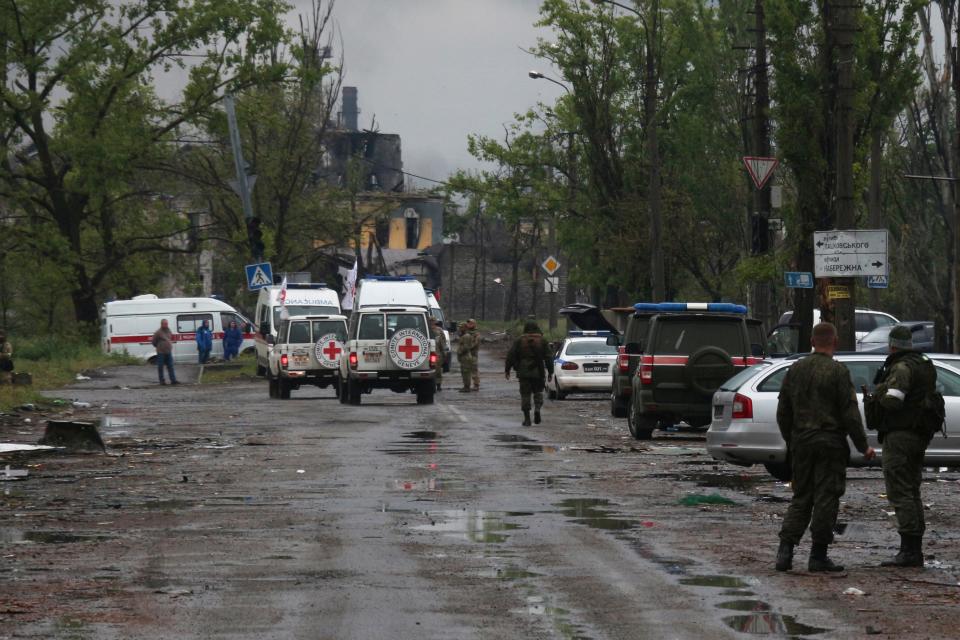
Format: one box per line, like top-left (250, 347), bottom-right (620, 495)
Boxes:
top-left (763, 462), bottom-right (792, 482)
top-left (334, 378), bottom-right (341, 399)
top-left (555, 379), bottom-right (566, 401)
top-left (278, 379), bottom-right (291, 400)
top-left (610, 393), bottom-right (628, 418)
top-left (628, 400), bottom-right (655, 440)
top-left (256, 363), bottom-right (266, 377)
top-left (548, 385), bottom-right (557, 400)
top-left (268, 376), bottom-right (279, 399)
top-left (416, 381), bottom-right (435, 405)
top-left (338, 378), bottom-right (349, 404)
top-left (348, 378), bottom-right (362, 405)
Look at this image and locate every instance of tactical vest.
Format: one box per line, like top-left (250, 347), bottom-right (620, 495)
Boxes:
top-left (875, 351), bottom-right (938, 432)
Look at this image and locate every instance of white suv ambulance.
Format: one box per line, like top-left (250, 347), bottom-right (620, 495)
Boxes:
top-left (267, 314), bottom-right (348, 400)
top-left (338, 277), bottom-right (437, 405)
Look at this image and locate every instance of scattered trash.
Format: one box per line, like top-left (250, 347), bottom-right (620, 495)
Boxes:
top-left (865, 625), bottom-right (883, 635)
top-left (71, 401), bottom-right (91, 409)
top-left (51, 399), bottom-right (66, 406)
top-left (0, 465), bottom-right (29, 481)
top-left (75, 374), bottom-right (92, 381)
top-left (679, 493), bottom-right (736, 507)
top-left (843, 587), bottom-right (866, 596)
top-left (296, 469), bottom-right (306, 474)
top-left (23, 418), bottom-right (31, 424)
top-left (38, 420), bottom-right (106, 453)
top-left (20, 403), bottom-right (35, 411)
top-left (0, 443), bottom-right (56, 454)
top-left (883, 510), bottom-right (896, 517)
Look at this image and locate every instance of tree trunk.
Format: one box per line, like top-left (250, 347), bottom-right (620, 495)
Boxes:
top-left (645, 0), bottom-right (665, 301)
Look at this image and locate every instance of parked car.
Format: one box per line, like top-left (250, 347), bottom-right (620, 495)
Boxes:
top-left (626, 303), bottom-right (766, 440)
top-left (549, 331), bottom-right (619, 400)
top-left (768, 308), bottom-right (899, 354)
top-left (706, 353), bottom-right (960, 480)
top-left (267, 314), bottom-right (348, 399)
top-left (858, 321), bottom-right (935, 353)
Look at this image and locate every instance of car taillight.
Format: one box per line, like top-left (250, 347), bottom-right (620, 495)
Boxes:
top-left (349, 352), bottom-right (358, 369)
top-left (429, 352), bottom-right (438, 366)
top-left (732, 393), bottom-right (753, 420)
top-left (280, 354), bottom-right (289, 368)
top-left (639, 361), bottom-right (653, 385)
top-left (617, 346), bottom-right (629, 373)
top-left (561, 362), bottom-right (579, 371)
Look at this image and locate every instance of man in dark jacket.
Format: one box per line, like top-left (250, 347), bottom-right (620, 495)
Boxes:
top-left (775, 322), bottom-right (874, 572)
top-left (196, 319), bottom-right (213, 364)
top-left (152, 319), bottom-right (178, 385)
top-left (869, 325), bottom-right (938, 567)
top-left (505, 321), bottom-right (553, 426)
top-left (223, 320), bottom-right (244, 361)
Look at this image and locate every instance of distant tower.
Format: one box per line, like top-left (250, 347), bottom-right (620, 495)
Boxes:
top-left (342, 86), bottom-right (359, 131)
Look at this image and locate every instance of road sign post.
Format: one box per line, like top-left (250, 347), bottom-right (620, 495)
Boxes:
top-left (245, 262), bottom-right (273, 291)
top-left (743, 156), bottom-right (778, 190)
top-left (784, 272), bottom-right (814, 289)
top-left (813, 230), bottom-right (888, 277)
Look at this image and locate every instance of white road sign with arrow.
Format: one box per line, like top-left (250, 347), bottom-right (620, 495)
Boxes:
top-left (814, 230), bottom-right (888, 277)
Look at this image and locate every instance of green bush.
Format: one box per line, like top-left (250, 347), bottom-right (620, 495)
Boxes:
top-left (14, 336), bottom-right (106, 361)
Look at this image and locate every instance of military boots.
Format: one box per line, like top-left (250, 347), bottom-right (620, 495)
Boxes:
top-left (534, 409), bottom-right (541, 424)
top-left (775, 540), bottom-right (794, 572)
top-left (522, 410), bottom-right (532, 427)
top-left (881, 534), bottom-right (924, 568)
top-left (808, 543), bottom-right (844, 572)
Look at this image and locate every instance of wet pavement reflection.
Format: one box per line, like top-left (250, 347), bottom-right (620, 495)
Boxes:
top-left (411, 509), bottom-right (529, 543)
top-left (552, 498), bottom-right (642, 531)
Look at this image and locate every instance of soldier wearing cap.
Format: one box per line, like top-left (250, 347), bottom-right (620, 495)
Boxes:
top-left (868, 324), bottom-right (938, 567)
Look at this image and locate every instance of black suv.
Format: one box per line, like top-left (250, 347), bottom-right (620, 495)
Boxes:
top-left (626, 303), bottom-right (766, 440)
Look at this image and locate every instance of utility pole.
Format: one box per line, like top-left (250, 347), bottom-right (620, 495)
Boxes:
top-left (831, 0), bottom-right (858, 351)
top-left (954, 16), bottom-right (960, 353)
top-left (646, 0), bottom-right (665, 301)
top-left (751, 0), bottom-right (772, 330)
top-left (225, 94), bottom-right (262, 260)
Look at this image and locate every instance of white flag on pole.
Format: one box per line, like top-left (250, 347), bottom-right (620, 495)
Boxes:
top-left (279, 276), bottom-right (289, 320)
top-left (342, 260), bottom-right (358, 310)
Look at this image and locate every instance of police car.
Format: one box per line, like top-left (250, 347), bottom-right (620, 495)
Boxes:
top-left (549, 331), bottom-right (619, 400)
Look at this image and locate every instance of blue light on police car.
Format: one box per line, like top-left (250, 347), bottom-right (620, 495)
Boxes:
top-left (632, 302), bottom-right (747, 314)
top-left (568, 330), bottom-right (612, 337)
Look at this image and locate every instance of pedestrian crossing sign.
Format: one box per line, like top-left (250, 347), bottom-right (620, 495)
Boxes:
top-left (245, 262), bottom-right (273, 291)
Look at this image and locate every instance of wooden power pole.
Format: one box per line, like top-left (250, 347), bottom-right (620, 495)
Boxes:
top-left (752, 0), bottom-right (772, 330)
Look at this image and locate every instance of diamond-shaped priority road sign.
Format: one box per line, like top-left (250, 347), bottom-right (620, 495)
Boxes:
top-left (743, 156), bottom-right (779, 190)
top-left (541, 255), bottom-right (561, 276)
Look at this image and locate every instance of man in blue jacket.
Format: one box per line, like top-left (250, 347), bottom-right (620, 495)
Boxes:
top-left (223, 320), bottom-right (244, 361)
top-left (196, 319), bottom-right (213, 364)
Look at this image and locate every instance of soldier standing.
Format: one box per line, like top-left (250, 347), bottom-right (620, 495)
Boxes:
top-left (0, 330), bottom-right (12, 384)
top-left (775, 322), bottom-right (875, 572)
top-left (430, 318), bottom-right (448, 392)
top-left (466, 319), bottom-right (480, 390)
top-left (505, 321), bottom-right (553, 426)
top-left (456, 322), bottom-right (475, 393)
top-left (867, 325), bottom-right (939, 567)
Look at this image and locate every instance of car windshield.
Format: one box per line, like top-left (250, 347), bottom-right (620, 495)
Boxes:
top-left (719, 363), bottom-right (772, 391)
top-left (861, 325), bottom-right (893, 344)
top-left (429, 308), bottom-right (444, 323)
top-left (565, 340), bottom-right (618, 356)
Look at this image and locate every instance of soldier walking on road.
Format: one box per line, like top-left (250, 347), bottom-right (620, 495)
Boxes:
top-left (505, 321), bottom-right (553, 426)
top-left (775, 322), bottom-right (875, 573)
top-left (466, 319), bottom-right (480, 390)
top-left (430, 318), bottom-right (448, 392)
top-left (865, 325), bottom-right (940, 568)
top-left (457, 320), bottom-right (480, 392)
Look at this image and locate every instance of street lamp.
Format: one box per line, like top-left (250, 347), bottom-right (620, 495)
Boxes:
top-left (528, 70), bottom-right (571, 94)
top-left (493, 277), bottom-right (508, 322)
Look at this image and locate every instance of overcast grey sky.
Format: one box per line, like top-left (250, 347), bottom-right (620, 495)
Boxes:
top-left (293, 0), bottom-right (565, 186)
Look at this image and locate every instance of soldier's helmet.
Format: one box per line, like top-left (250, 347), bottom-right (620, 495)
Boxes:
top-left (888, 325), bottom-right (913, 350)
top-left (523, 321), bottom-right (541, 334)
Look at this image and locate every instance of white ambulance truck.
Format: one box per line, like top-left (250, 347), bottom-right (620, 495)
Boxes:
top-left (254, 283), bottom-right (341, 375)
top-left (101, 295), bottom-right (256, 363)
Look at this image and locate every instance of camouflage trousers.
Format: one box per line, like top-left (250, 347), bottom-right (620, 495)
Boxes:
top-left (779, 437), bottom-right (848, 546)
top-left (519, 378), bottom-right (545, 412)
top-left (459, 355), bottom-right (478, 389)
top-left (882, 430), bottom-right (929, 537)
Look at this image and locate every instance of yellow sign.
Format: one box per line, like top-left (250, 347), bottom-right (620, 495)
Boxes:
top-left (827, 285), bottom-right (850, 300)
top-left (541, 255), bottom-right (560, 276)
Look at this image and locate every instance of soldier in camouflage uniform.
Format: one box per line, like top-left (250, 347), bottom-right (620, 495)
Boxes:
top-left (430, 318), bottom-right (448, 392)
top-left (868, 325), bottom-right (937, 568)
top-left (465, 319), bottom-right (480, 390)
top-left (505, 321), bottom-right (553, 426)
top-left (775, 322), bottom-right (875, 573)
top-left (456, 322), bottom-right (476, 392)
top-left (0, 330), bottom-right (12, 384)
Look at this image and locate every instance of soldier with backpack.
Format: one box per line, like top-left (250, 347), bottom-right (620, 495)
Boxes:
top-left (505, 321), bottom-right (553, 426)
top-left (865, 325), bottom-right (943, 568)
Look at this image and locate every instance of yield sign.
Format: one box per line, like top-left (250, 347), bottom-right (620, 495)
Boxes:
top-left (743, 156), bottom-right (778, 190)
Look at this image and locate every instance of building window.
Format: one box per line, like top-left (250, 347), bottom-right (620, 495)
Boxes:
top-left (404, 208), bottom-right (420, 249)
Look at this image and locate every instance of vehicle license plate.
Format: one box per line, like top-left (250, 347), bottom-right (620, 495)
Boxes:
top-left (583, 364), bottom-right (608, 373)
top-left (293, 355), bottom-right (309, 367)
top-left (714, 404), bottom-right (724, 418)
top-left (363, 351), bottom-right (382, 363)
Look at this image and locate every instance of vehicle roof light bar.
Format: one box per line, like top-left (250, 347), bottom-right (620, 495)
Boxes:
top-left (633, 302), bottom-right (748, 315)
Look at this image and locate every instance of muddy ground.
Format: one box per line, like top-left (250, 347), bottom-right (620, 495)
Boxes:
top-left (1, 350), bottom-right (959, 639)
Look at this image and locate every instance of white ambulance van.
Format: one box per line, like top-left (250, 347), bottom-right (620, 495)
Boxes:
top-left (425, 289), bottom-right (451, 372)
top-left (254, 283), bottom-right (341, 375)
top-left (101, 295), bottom-right (256, 363)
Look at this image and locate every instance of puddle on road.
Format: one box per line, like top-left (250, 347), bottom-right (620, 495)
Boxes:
top-left (519, 595), bottom-right (594, 640)
top-left (536, 474), bottom-right (594, 488)
top-left (476, 566), bottom-right (542, 581)
top-left (491, 434), bottom-right (559, 455)
top-left (679, 575), bottom-right (751, 588)
top-left (644, 472), bottom-right (768, 491)
top-left (403, 430), bottom-right (442, 441)
top-left (552, 498), bottom-right (639, 531)
top-left (1, 531), bottom-right (116, 545)
top-left (492, 434), bottom-right (536, 443)
top-left (722, 613), bottom-right (828, 636)
top-left (411, 510), bottom-right (528, 543)
top-left (718, 600), bottom-right (772, 612)
top-left (391, 477), bottom-right (472, 492)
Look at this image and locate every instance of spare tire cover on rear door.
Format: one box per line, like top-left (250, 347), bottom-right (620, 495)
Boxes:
top-left (684, 346), bottom-right (736, 396)
top-left (388, 329), bottom-right (430, 369)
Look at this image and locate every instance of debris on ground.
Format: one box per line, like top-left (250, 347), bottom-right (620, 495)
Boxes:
top-left (843, 587), bottom-right (866, 596)
top-left (0, 465), bottom-right (29, 480)
top-left (38, 420), bottom-right (106, 453)
top-left (678, 493), bottom-right (736, 507)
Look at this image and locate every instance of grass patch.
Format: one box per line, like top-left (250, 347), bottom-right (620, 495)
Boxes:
top-left (200, 353), bottom-right (258, 385)
top-left (0, 337), bottom-right (138, 412)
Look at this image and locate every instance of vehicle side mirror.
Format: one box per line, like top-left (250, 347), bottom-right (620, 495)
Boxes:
top-left (605, 335), bottom-right (620, 347)
top-left (626, 342), bottom-right (642, 354)
top-left (750, 343), bottom-right (764, 357)
top-left (244, 323), bottom-right (253, 333)
top-left (266, 335), bottom-right (275, 346)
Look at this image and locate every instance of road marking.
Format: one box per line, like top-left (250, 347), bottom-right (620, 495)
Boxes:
top-left (446, 405), bottom-right (469, 424)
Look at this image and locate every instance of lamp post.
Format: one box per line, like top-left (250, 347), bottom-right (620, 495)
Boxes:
top-left (493, 277), bottom-right (508, 322)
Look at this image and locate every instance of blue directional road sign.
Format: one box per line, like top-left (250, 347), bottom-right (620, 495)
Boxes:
top-left (867, 275), bottom-right (888, 289)
top-left (784, 272), bottom-right (814, 289)
top-left (245, 262), bottom-right (273, 291)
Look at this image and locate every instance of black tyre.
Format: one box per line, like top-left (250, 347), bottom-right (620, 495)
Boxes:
top-left (416, 382), bottom-right (435, 405)
top-left (610, 393), bottom-right (628, 418)
top-left (764, 461), bottom-right (792, 482)
top-left (628, 400), bottom-right (656, 440)
top-left (338, 377), bottom-right (349, 404)
top-left (267, 373), bottom-right (279, 399)
top-left (256, 363), bottom-right (267, 377)
top-left (554, 379), bottom-right (566, 401)
top-left (348, 378), bottom-right (362, 405)
top-left (334, 378), bottom-right (341, 399)
top-left (548, 386), bottom-right (557, 400)
top-left (279, 379), bottom-right (291, 400)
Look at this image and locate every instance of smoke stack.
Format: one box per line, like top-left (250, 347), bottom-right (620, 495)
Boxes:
top-left (342, 86), bottom-right (358, 131)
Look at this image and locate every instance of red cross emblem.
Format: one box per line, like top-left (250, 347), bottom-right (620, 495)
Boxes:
top-left (322, 341), bottom-right (342, 360)
top-left (397, 337), bottom-right (420, 360)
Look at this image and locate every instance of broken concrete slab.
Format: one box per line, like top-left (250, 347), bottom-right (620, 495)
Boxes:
top-left (38, 420), bottom-right (106, 453)
top-left (0, 443), bottom-right (56, 454)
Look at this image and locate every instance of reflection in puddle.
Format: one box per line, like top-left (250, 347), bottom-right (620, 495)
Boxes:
top-left (491, 433), bottom-right (558, 455)
top-left (477, 566), bottom-right (542, 581)
top-left (412, 510), bottom-right (527, 543)
top-left (721, 590), bottom-right (756, 597)
top-left (722, 614), bottom-right (828, 636)
top-left (644, 472), bottom-right (768, 490)
top-left (519, 595), bottom-right (593, 640)
top-left (679, 575), bottom-right (751, 588)
top-left (403, 430), bottom-right (441, 440)
top-left (1, 531), bottom-right (115, 544)
top-left (717, 600), bottom-right (772, 612)
top-left (492, 434), bottom-right (536, 443)
top-left (392, 477), bottom-right (470, 492)
top-left (552, 498), bottom-right (638, 531)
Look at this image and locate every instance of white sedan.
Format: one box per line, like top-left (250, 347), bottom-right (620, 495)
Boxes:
top-left (549, 333), bottom-right (619, 400)
top-left (706, 354), bottom-right (960, 480)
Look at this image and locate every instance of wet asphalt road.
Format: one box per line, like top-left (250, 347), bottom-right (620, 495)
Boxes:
top-left (3, 351), bottom-right (960, 638)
